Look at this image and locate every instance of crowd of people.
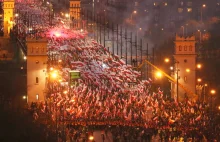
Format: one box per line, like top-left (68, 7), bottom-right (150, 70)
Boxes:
top-left (14, 0), bottom-right (220, 141)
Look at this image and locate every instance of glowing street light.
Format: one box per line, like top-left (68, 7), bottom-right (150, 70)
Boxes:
top-left (130, 10), bottom-right (137, 22)
top-left (210, 89), bottom-right (216, 95)
top-left (51, 70), bottom-right (58, 79)
top-left (197, 78), bottom-right (202, 83)
top-left (89, 135), bottom-right (94, 141)
top-left (198, 30), bottom-right (202, 43)
top-left (186, 68), bottom-right (191, 73)
top-left (65, 13), bottom-right (70, 19)
top-left (201, 4), bottom-right (206, 22)
top-left (155, 71), bottom-right (162, 79)
top-left (164, 58), bottom-right (170, 63)
top-left (197, 63), bottom-right (202, 69)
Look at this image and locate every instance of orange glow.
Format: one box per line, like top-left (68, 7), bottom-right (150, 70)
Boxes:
top-left (210, 89), bottom-right (216, 96)
top-left (164, 58), bottom-right (170, 63)
top-left (186, 68), bottom-right (190, 72)
top-left (89, 136), bottom-right (94, 141)
top-left (197, 64), bottom-right (202, 69)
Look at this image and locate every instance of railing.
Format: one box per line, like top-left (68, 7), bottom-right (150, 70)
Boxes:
top-left (11, 30), bottom-right (27, 56)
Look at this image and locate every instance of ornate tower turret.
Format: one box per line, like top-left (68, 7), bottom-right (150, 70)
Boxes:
top-left (173, 35), bottom-right (197, 101)
top-left (3, 0), bottom-right (14, 37)
top-left (69, 0), bottom-right (81, 29)
top-left (26, 38), bottom-right (48, 103)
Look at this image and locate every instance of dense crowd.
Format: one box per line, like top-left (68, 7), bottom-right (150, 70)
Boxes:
top-left (15, 0), bottom-right (220, 141)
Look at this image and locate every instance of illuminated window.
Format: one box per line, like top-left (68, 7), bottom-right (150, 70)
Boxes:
top-left (187, 8), bottom-right (192, 12)
top-left (179, 46), bottom-right (182, 51)
top-left (178, 8), bottom-right (183, 13)
top-left (36, 77), bottom-right (39, 84)
top-left (36, 94), bottom-right (39, 100)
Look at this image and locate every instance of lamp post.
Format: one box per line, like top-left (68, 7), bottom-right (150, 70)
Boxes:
top-left (210, 89), bottom-right (216, 111)
top-left (210, 89), bottom-right (216, 134)
top-left (130, 10), bottom-right (137, 24)
top-left (181, 26), bottom-right (184, 36)
top-left (136, 27), bottom-right (142, 39)
top-left (198, 30), bottom-right (202, 44)
top-left (203, 83), bottom-right (208, 102)
top-left (50, 70), bottom-right (59, 142)
top-left (201, 4), bottom-right (206, 22)
top-left (164, 58), bottom-right (179, 101)
top-left (174, 60), bottom-right (180, 102)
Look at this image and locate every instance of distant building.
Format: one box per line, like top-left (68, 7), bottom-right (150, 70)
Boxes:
top-left (173, 35), bottom-right (197, 101)
top-left (69, 0), bottom-right (81, 29)
top-left (26, 38), bottom-right (48, 104)
top-left (3, 0), bottom-right (14, 37)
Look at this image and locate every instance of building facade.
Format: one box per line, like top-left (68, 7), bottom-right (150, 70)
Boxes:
top-left (69, 0), bottom-right (81, 29)
top-left (172, 35), bottom-right (197, 101)
top-left (3, 0), bottom-right (14, 37)
top-left (26, 38), bottom-right (48, 103)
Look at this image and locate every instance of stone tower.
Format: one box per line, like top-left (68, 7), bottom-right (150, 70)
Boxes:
top-left (173, 35), bottom-right (197, 101)
top-left (69, 0), bottom-right (81, 29)
top-left (26, 38), bottom-right (48, 103)
top-left (3, 0), bottom-right (14, 37)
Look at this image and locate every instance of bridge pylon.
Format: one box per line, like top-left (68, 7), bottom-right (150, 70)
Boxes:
top-left (26, 37), bottom-right (48, 104)
top-left (3, 0), bottom-right (14, 37)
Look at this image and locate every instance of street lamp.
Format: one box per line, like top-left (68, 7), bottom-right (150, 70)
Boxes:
top-left (164, 58), bottom-right (170, 63)
top-left (197, 78), bottom-right (202, 84)
top-left (130, 10), bottom-right (137, 23)
top-left (89, 135), bottom-right (94, 141)
top-left (210, 89), bottom-right (216, 117)
top-left (201, 4), bottom-right (206, 22)
top-left (210, 89), bottom-right (216, 111)
top-left (203, 83), bottom-right (208, 102)
top-left (164, 58), bottom-right (179, 101)
top-left (198, 30), bottom-right (202, 43)
top-left (197, 63), bottom-right (202, 69)
top-left (181, 26), bottom-right (184, 36)
top-left (65, 13), bottom-right (70, 23)
top-left (169, 60), bottom-right (180, 102)
top-left (155, 71), bottom-right (163, 79)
